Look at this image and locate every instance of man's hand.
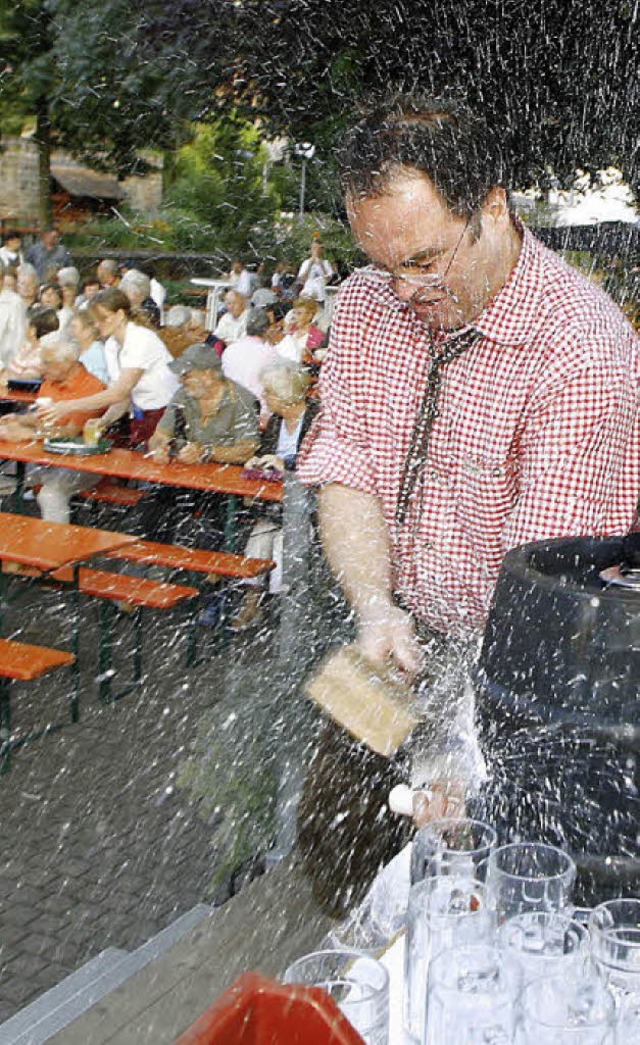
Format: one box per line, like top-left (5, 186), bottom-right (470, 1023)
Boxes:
top-left (357, 598), bottom-right (424, 677)
top-left (149, 443), bottom-right (170, 464)
top-left (412, 781), bottom-right (467, 827)
top-left (177, 441), bottom-right (204, 464)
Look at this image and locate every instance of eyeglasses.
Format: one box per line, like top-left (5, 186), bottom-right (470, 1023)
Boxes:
top-left (357, 215), bottom-right (474, 290)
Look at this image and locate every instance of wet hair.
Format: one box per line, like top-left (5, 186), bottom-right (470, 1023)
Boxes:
top-left (261, 361), bottom-right (311, 404)
top-left (89, 287), bottom-right (132, 318)
top-left (339, 93), bottom-right (508, 218)
top-left (27, 304), bottom-right (59, 339)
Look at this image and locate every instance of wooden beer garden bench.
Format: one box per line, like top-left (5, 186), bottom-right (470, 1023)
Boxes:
top-left (0, 638), bottom-right (76, 772)
top-left (49, 565), bottom-right (199, 703)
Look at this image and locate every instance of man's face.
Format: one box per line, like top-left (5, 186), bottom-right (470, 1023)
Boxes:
top-left (5, 237), bottom-right (21, 253)
top-left (183, 367), bottom-right (216, 399)
top-left (97, 263), bottom-right (117, 287)
top-left (17, 272), bottom-right (37, 302)
top-left (226, 292), bottom-right (245, 319)
top-left (41, 350), bottom-right (73, 383)
top-left (347, 171), bottom-right (509, 332)
top-left (42, 230), bottom-right (60, 251)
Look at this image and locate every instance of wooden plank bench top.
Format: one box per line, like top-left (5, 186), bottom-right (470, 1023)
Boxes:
top-left (50, 567), bottom-right (198, 610)
top-left (77, 481), bottom-right (147, 507)
top-left (0, 639), bottom-right (75, 681)
top-left (106, 541), bottom-right (274, 580)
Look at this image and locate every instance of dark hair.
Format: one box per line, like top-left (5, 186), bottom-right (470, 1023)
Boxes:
top-left (27, 305), bottom-right (59, 339)
top-left (266, 301), bottom-right (290, 323)
top-left (39, 281), bottom-right (61, 302)
top-left (89, 286), bottom-right (132, 318)
top-left (338, 94), bottom-right (507, 218)
top-left (2, 229), bottom-right (20, 244)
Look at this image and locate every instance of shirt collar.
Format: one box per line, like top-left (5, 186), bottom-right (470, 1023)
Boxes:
top-left (352, 221), bottom-right (543, 348)
top-left (473, 224), bottom-right (543, 346)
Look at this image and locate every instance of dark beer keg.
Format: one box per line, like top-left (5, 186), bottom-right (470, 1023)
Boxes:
top-left (475, 534), bottom-right (640, 905)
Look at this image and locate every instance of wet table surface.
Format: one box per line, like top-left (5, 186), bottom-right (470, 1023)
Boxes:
top-left (0, 440), bottom-right (284, 502)
top-left (0, 512), bottom-right (137, 572)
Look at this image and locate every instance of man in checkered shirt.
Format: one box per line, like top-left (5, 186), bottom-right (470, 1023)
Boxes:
top-left (298, 95), bottom-right (639, 811)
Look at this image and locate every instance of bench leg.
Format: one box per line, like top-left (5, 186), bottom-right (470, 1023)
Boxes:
top-left (0, 678), bottom-right (11, 773)
top-left (98, 600), bottom-right (116, 703)
top-left (98, 601), bottom-right (144, 703)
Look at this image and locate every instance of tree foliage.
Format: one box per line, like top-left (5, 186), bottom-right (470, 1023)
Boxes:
top-left (141, 0), bottom-right (639, 197)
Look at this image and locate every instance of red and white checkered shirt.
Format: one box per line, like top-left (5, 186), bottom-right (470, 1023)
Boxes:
top-left (298, 228), bottom-right (640, 636)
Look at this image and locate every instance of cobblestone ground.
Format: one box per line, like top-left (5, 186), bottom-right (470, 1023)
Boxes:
top-left (0, 581), bottom-right (253, 1023)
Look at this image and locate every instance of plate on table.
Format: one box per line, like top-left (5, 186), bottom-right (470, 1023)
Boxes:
top-left (44, 437), bottom-right (112, 457)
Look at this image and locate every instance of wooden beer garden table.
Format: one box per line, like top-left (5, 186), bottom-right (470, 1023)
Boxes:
top-left (0, 439), bottom-right (283, 550)
top-left (0, 389), bottom-right (38, 406)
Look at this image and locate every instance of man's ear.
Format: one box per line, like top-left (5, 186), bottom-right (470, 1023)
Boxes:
top-left (483, 186), bottom-right (510, 222)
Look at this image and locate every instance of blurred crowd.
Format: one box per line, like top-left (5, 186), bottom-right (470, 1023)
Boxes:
top-left (0, 226), bottom-right (338, 629)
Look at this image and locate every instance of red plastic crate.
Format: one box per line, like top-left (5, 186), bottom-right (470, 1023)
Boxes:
top-left (175, 971), bottom-right (366, 1044)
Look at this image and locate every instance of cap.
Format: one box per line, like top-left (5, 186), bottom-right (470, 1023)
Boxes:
top-left (169, 342), bottom-right (222, 375)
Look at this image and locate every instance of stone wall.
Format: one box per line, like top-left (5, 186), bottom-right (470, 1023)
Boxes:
top-left (0, 138), bottom-right (40, 223)
top-left (0, 138), bottom-right (163, 223)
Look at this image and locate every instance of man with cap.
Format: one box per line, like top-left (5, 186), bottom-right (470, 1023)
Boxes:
top-left (140, 343), bottom-right (260, 554)
top-left (149, 342), bottom-right (259, 465)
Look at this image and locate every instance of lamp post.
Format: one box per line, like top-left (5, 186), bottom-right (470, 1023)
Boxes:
top-left (293, 143), bottom-right (316, 223)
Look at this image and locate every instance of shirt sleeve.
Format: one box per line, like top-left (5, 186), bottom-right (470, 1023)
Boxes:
top-left (231, 389), bottom-right (260, 444)
top-left (155, 393), bottom-right (181, 437)
top-left (501, 348), bottom-right (640, 553)
top-left (297, 288), bottom-right (378, 496)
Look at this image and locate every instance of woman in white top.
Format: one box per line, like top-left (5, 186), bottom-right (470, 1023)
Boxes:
top-left (40, 287), bottom-right (178, 447)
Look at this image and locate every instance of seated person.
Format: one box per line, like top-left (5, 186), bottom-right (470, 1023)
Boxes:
top-left (0, 304), bottom-right (59, 384)
top-left (68, 308), bottom-right (109, 384)
top-left (213, 290), bottom-right (249, 348)
top-left (232, 361), bottom-right (317, 630)
top-left (277, 296), bottom-right (326, 365)
top-left (39, 287), bottom-right (178, 449)
top-left (56, 266), bottom-right (80, 331)
top-left (0, 332), bottom-right (106, 523)
top-left (141, 342), bottom-right (259, 548)
top-left (119, 268), bottom-right (161, 328)
top-left (221, 307), bottom-right (278, 420)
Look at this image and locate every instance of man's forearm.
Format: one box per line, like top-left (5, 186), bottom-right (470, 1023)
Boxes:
top-left (318, 483), bottom-right (394, 613)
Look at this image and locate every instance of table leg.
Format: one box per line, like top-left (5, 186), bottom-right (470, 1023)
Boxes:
top-left (13, 460), bottom-right (26, 513)
top-left (224, 494), bottom-right (238, 552)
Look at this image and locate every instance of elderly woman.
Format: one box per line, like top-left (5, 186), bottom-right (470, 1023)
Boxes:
top-left (118, 268), bottom-right (161, 327)
top-left (231, 361), bottom-right (318, 630)
top-left (39, 287), bottom-right (178, 448)
top-left (0, 332), bottom-right (105, 522)
top-left (56, 266), bottom-right (80, 331)
top-left (68, 307), bottom-right (108, 384)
